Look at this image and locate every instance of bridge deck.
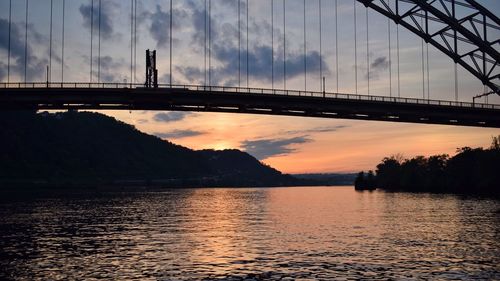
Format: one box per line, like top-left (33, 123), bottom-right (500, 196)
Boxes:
top-left (1, 83), bottom-right (499, 128)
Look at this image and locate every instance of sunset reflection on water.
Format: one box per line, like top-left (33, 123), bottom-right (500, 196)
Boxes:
top-left (0, 187), bottom-right (498, 280)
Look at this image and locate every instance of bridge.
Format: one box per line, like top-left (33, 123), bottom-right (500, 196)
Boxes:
top-left (2, 82), bottom-right (499, 128)
top-left (1, 0), bottom-right (499, 128)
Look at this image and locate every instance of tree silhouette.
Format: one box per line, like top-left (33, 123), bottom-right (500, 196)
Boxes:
top-left (358, 136), bottom-right (499, 196)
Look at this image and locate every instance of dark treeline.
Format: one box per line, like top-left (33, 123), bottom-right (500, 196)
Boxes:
top-left (0, 111), bottom-right (309, 188)
top-left (356, 136), bottom-right (500, 195)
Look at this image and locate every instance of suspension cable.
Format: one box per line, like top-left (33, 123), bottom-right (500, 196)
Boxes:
top-left (366, 8), bottom-right (369, 96)
top-left (388, 17), bottom-right (392, 97)
top-left (209, 0), bottom-right (211, 85)
top-left (424, 0), bottom-right (428, 99)
top-left (238, 0), bottom-right (241, 87)
top-left (49, 0), bottom-right (53, 82)
top-left (452, 0), bottom-right (458, 101)
top-left (283, 0), bottom-right (286, 90)
top-left (271, 0), bottom-right (274, 89)
top-left (91, 0), bottom-right (93, 82)
top-left (134, 0), bottom-right (137, 84)
top-left (397, 24), bottom-right (400, 97)
top-left (319, 0), bottom-right (323, 92)
top-left (170, 0), bottom-right (173, 85)
top-left (62, 0), bottom-right (65, 83)
top-left (454, 63), bottom-right (458, 102)
top-left (304, 0), bottom-right (306, 91)
top-left (7, 0), bottom-right (11, 83)
top-left (25, 0), bottom-right (29, 82)
top-left (246, 0), bottom-right (249, 87)
top-left (421, 17), bottom-right (425, 99)
top-left (98, 0), bottom-right (101, 83)
top-left (354, 1), bottom-right (357, 95)
top-left (204, 0), bottom-right (207, 85)
top-left (484, 85), bottom-right (488, 104)
top-left (130, 0), bottom-right (133, 85)
top-left (426, 42), bottom-right (430, 100)
top-left (335, 0), bottom-right (338, 93)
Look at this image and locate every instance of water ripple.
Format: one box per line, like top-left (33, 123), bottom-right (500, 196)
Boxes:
top-left (0, 187), bottom-right (499, 280)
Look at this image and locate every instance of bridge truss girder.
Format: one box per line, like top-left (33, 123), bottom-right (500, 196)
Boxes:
top-left (357, 0), bottom-right (500, 96)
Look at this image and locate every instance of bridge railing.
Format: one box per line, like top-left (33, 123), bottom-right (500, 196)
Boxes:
top-left (1, 82), bottom-right (498, 110)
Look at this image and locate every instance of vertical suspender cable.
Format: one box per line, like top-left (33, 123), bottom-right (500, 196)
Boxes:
top-left (425, 8), bottom-right (429, 100)
top-left (170, 0), bottom-right (173, 85)
top-left (366, 8), bottom-right (369, 95)
top-left (335, 0), bottom-right (338, 93)
top-left (209, 0), bottom-right (211, 85)
top-left (271, 0), bottom-right (274, 89)
top-left (134, 0), bottom-right (137, 84)
top-left (98, 0), bottom-right (101, 83)
top-left (319, 0), bottom-right (323, 92)
top-left (426, 43), bottom-right (430, 100)
top-left (91, 0), bottom-right (93, 82)
top-left (454, 64), bottom-right (458, 102)
top-left (452, 0), bottom-right (458, 102)
top-left (283, 0), bottom-right (286, 90)
top-left (420, 17), bottom-right (425, 99)
top-left (238, 0), bottom-right (241, 87)
top-left (7, 0), bottom-right (12, 83)
top-left (130, 0), bottom-right (133, 86)
top-left (204, 0), bottom-right (207, 85)
top-left (303, 0), bottom-right (306, 91)
top-left (482, 14), bottom-right (486, 103)
top-left (353, 1), bottom-right (357, 95)
top-left (25, 0), bottom-right (29, 82)
top-left (484, 85), bottom-right (488, 104)
top-left (49, 0), bottom-right (53, 82)
top-left (397, 25), bottom-right (400, 97)
top-left (388, 17), bottom-right (392, 97)
top-left (62, 0), bottom-right (65, 84)
top-left (246, 0), bottom-right (249, 87)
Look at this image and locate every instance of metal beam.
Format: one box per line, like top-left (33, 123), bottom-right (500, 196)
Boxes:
top-left (1, 87), bottom-right (499, 128)
top-left (357, 0), bottom-right (500, 95)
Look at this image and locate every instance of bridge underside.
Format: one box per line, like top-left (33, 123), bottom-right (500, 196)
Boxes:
top-left (1, 88), bottom-right (499, 128)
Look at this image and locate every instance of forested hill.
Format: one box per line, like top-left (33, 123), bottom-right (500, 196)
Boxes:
top-left (355, 136), bottom-right (500, 196)
top-left (0, 111), bottom-right (302, 188)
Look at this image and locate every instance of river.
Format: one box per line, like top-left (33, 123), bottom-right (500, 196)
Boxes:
top-left (0, 186), bottom-right (498, 280)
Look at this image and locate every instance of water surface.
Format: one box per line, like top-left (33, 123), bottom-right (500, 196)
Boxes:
top-left (0, 186), bottom-right (499, 280)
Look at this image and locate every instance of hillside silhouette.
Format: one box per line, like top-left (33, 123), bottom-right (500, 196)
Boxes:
top-left (0, 111), bottom-right (302, 188)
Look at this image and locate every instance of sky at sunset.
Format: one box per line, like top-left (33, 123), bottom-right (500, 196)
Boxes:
top-left (1, 0), bottom-right (499, 173)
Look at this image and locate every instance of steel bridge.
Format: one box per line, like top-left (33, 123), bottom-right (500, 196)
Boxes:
top-left (1, 83), bottom-right (499, 128)
top-left (1, 0), bottom-right (499, 128)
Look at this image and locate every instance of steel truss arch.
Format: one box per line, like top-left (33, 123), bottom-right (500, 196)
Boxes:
top-left (356, 0), bottom-right (500, 96)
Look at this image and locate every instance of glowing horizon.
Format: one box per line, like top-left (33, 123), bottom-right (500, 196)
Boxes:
top-left (106, 109), bottom-right (500, 174)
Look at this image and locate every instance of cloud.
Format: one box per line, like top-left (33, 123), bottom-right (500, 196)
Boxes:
top-left (153, 112), bottom-right (194, 122)
top-left (177, 2), bottom-right (329, 86)
top-left (0, 19), bottom-right (48, 81)
top-left (285, 125), bottom-right (349, 135)
top-left (92, 56), bottom-right (126, 82)
top-left (149, 5), bottom-right (170, 47)
top-left (363, 56), bottom-right (389, 80)
top-left (371, 56), bottom-right (389, 70)
top-left (146, 4), bottom-right (186, 48)
top-left (79, 2), bottom-right (114, 39)
top-left (154, 129), bottom-right (206, 139)
top-left (241, 136), bottom-right (312, 160)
